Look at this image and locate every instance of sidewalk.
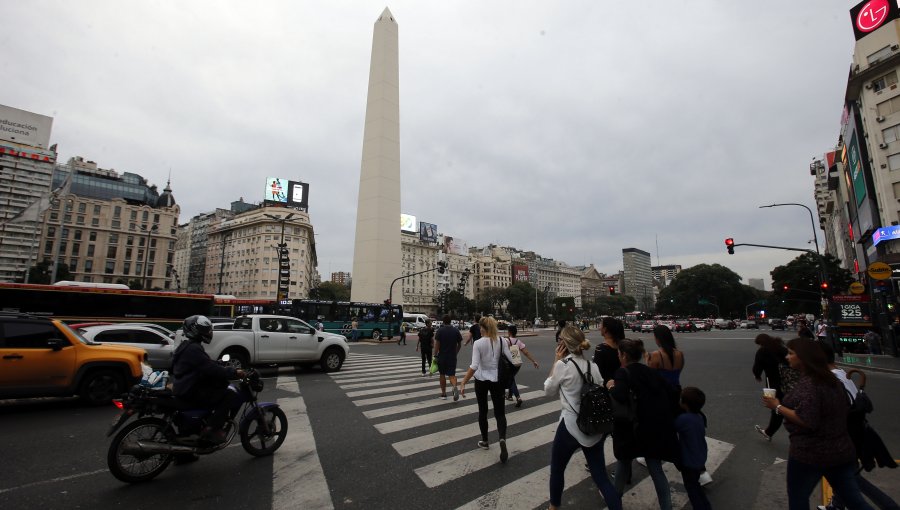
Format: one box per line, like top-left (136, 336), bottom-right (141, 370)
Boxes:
top-left (837, 354), bottom-right (900, 374)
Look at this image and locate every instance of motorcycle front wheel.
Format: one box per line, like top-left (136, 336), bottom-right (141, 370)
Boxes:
top-left (240, 406), bottom-right (288, 457)
top-left (107, 417), bottom-right (173, 483)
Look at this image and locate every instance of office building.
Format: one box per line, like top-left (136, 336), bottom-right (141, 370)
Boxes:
top-left (623, 248), bottom-right (654, 311)
top-left (652, 264), bottom-right (682, 287)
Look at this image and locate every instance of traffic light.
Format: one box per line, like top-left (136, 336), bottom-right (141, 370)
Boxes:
top-left (782, 284), bottom-right (789, 291)
top-left (608, 286), bottom-right (615, 295)
top-left (820, 282), bottom-right (829, 290)
top-left (725, 238), bottom-right (735, 255)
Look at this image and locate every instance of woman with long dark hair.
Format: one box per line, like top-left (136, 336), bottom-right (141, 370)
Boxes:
top-left (593, 317), bottom-right (625, 384)
top-left (752, 333), bottom-right (788, 441)
top-left (762, 337), bottom-right (873, 510)
top-left (647, 325), bottom-right (684, 390)
top-left (459, 316), bottom-right (513, 464)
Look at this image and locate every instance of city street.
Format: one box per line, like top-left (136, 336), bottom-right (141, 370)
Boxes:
top-left (1, 328), bottom-right (897, 509)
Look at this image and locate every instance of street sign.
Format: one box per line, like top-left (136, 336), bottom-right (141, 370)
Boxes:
top-left (867, 261), bottom-right (891, 280)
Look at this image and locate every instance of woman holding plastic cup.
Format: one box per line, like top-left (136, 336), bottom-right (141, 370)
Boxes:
top-left (761, 337), bottom-right (873, 510)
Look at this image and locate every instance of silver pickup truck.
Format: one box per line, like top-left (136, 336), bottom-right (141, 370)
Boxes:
top-left (198, 314), bottom-right (349, 372)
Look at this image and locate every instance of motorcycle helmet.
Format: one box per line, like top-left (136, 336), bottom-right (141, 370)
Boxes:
top-left (183, 315), bottom-right (214, 344)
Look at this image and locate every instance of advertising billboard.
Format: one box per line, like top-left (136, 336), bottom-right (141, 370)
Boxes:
top-left (850, 0), bottom-right (899, 40)
top-left (848, 132), bottom-right (866, 206)
top-left (442, 236), bottom-right (469, 256)
top-left (400, 213), bottom-right (417, 233)
top-left (0, 104), bottom-right (53, 149)
top-left (419, 221), bottom-right (437, 243)
top-left (512, 264), bottom-right (530, 282)
top-left (265, 177), bottom-right (309, 209)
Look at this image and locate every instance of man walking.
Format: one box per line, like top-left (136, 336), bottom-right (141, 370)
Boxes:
top-left (434, 315), bottom-right (463, 400)
top-left (465, 314), bottom-right (482, 346)
top-left (416, 319), bottom-right (435, 376)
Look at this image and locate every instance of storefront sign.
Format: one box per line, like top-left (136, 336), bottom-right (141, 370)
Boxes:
top-left (868, 261), bottom-right (892, 280)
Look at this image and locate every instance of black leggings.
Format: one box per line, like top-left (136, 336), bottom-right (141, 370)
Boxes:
top-left (474, 378), bottom-right (507, 442)
top-left (420, 349), bottom-right (432, 374)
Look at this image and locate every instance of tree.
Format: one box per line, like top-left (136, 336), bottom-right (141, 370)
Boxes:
top-left (505, 281), bottom-right (536, 320)
top-left (592, 295), bottom-right (637, 317)
top-left (656, 263), bottom-right (755, 318)
top-left (476, 287), bottom-right (507, 316)
top-left (315, 281), bottom-right (351, 301)
top-left (771, 253), bottom-right (852, 317)
top-left (26, 260), bottom-right (71, 284)
top-left (444, 290), bottom-right (472, 317)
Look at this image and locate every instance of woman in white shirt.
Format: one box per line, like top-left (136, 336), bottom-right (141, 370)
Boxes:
top-left (459, 316), bottom-right (513, 463)
top-left (544, 326), bottom-right (622, 510)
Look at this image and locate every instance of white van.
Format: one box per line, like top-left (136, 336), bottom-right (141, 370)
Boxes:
top-left (402, 313), bottom-right (430, 331)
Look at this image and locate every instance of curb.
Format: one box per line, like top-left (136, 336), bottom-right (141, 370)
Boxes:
top-left (836, 361), bottom-right (900, 375)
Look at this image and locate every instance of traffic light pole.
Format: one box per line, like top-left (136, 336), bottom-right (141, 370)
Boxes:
top-left (386, 263), bottom-right (447, 339)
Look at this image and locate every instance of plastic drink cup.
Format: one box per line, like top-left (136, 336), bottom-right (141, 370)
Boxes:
top-left (763, 388), bottom-right (776, 398)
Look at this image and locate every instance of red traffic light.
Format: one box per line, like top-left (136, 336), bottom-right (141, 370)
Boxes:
top-left (820, 282), bottom-right (829, 289)
top-left (725, 238), bottom-right (735, 255)
top-left (783, 284), bottom-right (789, 291)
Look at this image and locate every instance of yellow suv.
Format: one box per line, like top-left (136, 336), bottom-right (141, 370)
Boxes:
top-left (0, 313), bottom-right (147, 405)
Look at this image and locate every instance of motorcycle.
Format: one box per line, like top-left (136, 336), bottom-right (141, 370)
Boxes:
top-left (106, 358), bottom-right (288, 483)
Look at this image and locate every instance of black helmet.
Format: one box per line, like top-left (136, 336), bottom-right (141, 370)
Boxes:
top-left (183, 315), bottom-right (213, 344)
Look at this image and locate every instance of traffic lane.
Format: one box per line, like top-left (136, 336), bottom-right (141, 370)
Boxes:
top-left (0, 378), bottom-right (298, 510)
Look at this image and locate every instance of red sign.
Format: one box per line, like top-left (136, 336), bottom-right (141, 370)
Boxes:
top-left (850, 0), bottom-right (899, 40)
top-left (831, 294), bottom-right (870, 303)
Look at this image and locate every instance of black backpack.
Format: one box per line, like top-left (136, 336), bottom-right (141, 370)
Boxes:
top-left (563, 358), bottom-right (615, 435)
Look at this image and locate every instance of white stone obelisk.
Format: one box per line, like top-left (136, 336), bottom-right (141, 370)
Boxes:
top-left (351, 7), bottom-right (401, 304)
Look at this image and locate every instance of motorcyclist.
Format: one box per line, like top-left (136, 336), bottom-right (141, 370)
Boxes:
top-left (172, 315), bottom-right (245, 444)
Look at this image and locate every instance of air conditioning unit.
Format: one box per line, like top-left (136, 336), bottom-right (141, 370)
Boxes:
top-left (893, 44), bottom-right (899, 51)
top-left (880, 142), bottom-right (889, 149)
top-left (865, 83), bottom-right (873, 89)
top-left (877, 115), bottom-right (886, 122)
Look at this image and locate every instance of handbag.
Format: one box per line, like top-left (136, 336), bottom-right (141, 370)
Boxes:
top-left (429, 357), bottom-right (439, 375)
top-left (507, 338), bottom-right (523, 366)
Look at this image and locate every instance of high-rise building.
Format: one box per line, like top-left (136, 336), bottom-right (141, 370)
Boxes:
top-left (623, 248), bottom-right (654, 311)
top-left (0, 104), bottom-right (57, 282)
top-left (331, 271), bottom-right (351, 286)
top-left (652, 264), bottom-right (682, 287)
top-left (351, 8), bottom-right (401, 303)
top-left (748, 278), bottom-right (765, 291)
top-left (39, 157), bottom-right (179, 288)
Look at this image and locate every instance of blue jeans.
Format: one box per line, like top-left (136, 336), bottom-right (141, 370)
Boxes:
top-left (549, 426), bottom-right (621, 509)
top-left (787, 458), bottom-right (874, 510)
top-left (614, 458), bottom-right (671, 510)
top-left (351, 329), bottom-right (360, 342)
top-left (507, 378), bottom-right (520, 398)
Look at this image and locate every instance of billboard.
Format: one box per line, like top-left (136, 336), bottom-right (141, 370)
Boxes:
top-left (442, 236), bottom-right (469, 256)
top-left (512, 264), bottom-right (530, 282)
top-left (848, 132), bottom-right (866, 206)
top-left (265, 177), bottom-right (309, 209)
top-left (419, 221), bottom-right (437, 243)
top-left (400, 213), bottom-right (417, 233)
top-left (0, 104), bottom-right (53, 149)
top-left (850, 0), bottom-right (899, 40)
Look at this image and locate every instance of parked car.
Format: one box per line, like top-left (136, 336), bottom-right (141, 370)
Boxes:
top-left (0, 312), bottom-right (147, 405)
top-left (770, 318), bottom-right (786, 331)
top-left (77, 324), bottom-right (175, 370)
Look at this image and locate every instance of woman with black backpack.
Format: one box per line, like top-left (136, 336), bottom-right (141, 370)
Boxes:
top-left (544, 326), bottom-right (622, 510)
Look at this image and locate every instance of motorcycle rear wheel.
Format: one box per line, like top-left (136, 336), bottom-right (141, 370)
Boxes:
top-left (240, 407), bottom-right (288, 456)
top-left (108, 417), bottom-right (173, 483)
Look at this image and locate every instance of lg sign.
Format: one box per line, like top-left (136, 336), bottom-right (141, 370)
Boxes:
top-left (851, 0), bottom-right (900, 40)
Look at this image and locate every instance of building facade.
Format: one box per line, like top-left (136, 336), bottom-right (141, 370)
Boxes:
top-left (623, 247), bottom-right (654, 312)
top-left (331, 271), bottom-right (351, 286)
top-left (652, 264), bottom-right (682, 288)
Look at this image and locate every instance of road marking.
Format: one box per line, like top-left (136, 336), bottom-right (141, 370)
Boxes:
top-left (392, 401), bottom-right (558, 457)
top-left (375, 389), bottom-right (540, 434)
top-left (271, 377), bottom-right (333, 510)
top-left (0, 469), bottom-right (108, 495)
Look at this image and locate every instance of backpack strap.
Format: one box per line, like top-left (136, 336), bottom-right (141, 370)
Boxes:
top-left (570, 357), bottom-right (594, 386)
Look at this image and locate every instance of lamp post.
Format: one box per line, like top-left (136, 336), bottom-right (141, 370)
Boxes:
top-left (140, 224), bottom-right (158, 290)
top-left (263, 213), bottom-right (295, 304)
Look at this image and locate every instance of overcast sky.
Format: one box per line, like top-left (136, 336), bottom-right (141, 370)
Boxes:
top-left (2, 1), bottom-right (858, 288)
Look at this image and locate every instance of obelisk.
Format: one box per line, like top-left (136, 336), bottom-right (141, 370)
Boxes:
top-left (351, 7), bottom-right (401, 304)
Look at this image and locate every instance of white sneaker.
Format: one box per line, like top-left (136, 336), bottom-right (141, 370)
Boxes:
top-left (636, 457), bottom-right (647, 467)
top-left (699, 471), bottom-right (713, 486)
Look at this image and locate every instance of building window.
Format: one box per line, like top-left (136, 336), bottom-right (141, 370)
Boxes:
top-left (89, 231), bottom-right (97, 241)
top-left (877, 95), bottom-right (900, 117)
top-left (107, 246), bottom-right (117, 259)
top-left (124, 261), bottom-right (131, 274)
top-left (49, 212), bottom-right (58, 221)
top-left (130, 210), bottom-right (137, 220)
top-left (889, 153), bottom-right (900, 171)
top-left (153, 213), bottom-right (160, 224)
top-left (136, 262), bottom-right (143, 275)
top-left (70, 258), bottom-right (78, 270)
top-left (126, 236), bottom-right (134, 246)
top-left (873, 70), bottom-right (899, 92)
top-left (105, 261), bottom-right (115, 274)
top-left (129, 223), bottom-right (136, 231)
top-left (64, 214), bottom-right (72, 223)
top-left (149, 250), bottom-right (155, 262)
top-left (72, 243), bottom-right (80, 255)
top-left (110, 233), bottom-right (119, 245)
top-left (93, 205), bottom-right (101, 215)
top-left (114, 206), bottom-right (122, 218)
top-left (142, 211), bottom-right (149, 222)
top-left (111, 220), bottom-right (121, 229)
top-left (91, 218), bottom-right (99, 227)
top-left (87, 245), bottom-right (95, 257)
top-left (77, 203), bottom-right (86, 213)
top-left (85, 260), bottom-right (93, 272)
top-left (150, 238), bottom-right (157, 248)
top-left (126, 248), bottom-right (132, 259)
top-left (868, 46), bottom-right (893, 65)
top-left (76, 216), bottom-right (85, 225)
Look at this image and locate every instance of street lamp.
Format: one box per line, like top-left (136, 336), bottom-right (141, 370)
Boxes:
top-left (759, 202), bottom-right (827, 311)
top-left (140, 224), bottom-right (159, 290)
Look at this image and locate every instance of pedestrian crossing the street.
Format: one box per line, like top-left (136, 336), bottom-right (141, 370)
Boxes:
top-left (329, 353), bottom-right (736, 510)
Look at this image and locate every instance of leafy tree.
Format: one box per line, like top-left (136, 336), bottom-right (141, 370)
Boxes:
top-left (655, 263), bottom-right (755, 318)
top-left (770, 253), bottom-right (852, 317)
top-left (127, 279), bottom-right (144, 290)
top-left (444, 290), bottom-right (472, 317)
top-left (505, 281), bottom-right (536, 320)
top-left (26, 260), bottom-right (71, 284)
top-left (475, 287), bottom-right (507, 316)
top-left (591, 295), bottom-right (637, 317)
top-left (316, 281), bottom-right (351, 301)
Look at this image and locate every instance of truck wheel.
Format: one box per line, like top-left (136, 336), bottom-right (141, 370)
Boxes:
top-left (80, 369), bottom-right (125, 406)
top-left (372, 329), bottom-right (382, 341)
top-left (220, 349), bottom-right (250, 369)
top-left (320, 347), bottom-right (345, 372)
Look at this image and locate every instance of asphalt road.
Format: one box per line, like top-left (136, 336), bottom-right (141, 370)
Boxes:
top-left (1, 327), bottom-right (897, 509)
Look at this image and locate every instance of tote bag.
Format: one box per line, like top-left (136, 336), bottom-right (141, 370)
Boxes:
top-left (507, 338), bottom-right (523, 366)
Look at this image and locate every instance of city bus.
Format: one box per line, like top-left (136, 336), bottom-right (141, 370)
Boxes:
top-left (287, 299), bottom-right (403, 341)
top-left (0, 282), bottom-right (215, 329)
top-left (212, 296), bottom-right (278, 318)
top-left (624, 311), bottom-right (651, 331)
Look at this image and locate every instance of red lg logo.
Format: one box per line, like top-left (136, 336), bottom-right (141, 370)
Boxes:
top-left (857, 0), bottom-right (891, 32)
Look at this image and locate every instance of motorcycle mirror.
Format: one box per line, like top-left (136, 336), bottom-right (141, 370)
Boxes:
top-left (221, 354), bottom-right (231, 362)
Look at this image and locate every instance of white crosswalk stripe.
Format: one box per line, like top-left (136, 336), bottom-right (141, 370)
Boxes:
top-left (331, 353), bottom-right (735, 509)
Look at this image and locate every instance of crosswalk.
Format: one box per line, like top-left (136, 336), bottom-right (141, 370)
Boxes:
top-left (327, 353), bottom-right (736, 510)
